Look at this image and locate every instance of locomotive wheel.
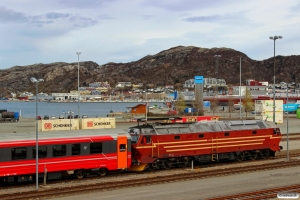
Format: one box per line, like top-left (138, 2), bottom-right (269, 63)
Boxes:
top-left (183, 158), bottom-right (190, 167)
top-left (147, 164), bottom-right (154, 171)
top-left (248, 151), bottom-right (258, 160)
top-left (236, 151), bottom-right (245, 162)
top-left (98, 168), bottom-right (107, 176)
top-left (177, 158), bottom-right (190, 168)
top-left (75, 170), bottom-right (86, 179)
top-left (166, 160), bottom-right (173, 169)
top-left (260, 149), bottom-right (270, 159)
top-left (161, 161), bottom-right (170, 169)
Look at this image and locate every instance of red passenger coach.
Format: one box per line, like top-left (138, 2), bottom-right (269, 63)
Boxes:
top-left (129, 120), bottom-right (282, 171)
top-left (0, 130), bottom-right (131, 183)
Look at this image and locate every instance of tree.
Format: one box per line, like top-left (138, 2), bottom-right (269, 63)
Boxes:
top-left (227, 95), bottom-right (235, 119)
top-left (193, 101), bottom-right (204, 116)
top-left (242, 88), bottom-right (254, 118)
top-left (227, 84), bottom-right (234, 118)
top-left (210, 95), bottom-right (219, 116)
top-left (174, 91), bottom-right (186, 114)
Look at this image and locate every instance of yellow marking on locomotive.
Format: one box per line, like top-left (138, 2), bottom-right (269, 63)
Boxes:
top-left (153, 139), bottom-right (208, 145)
top-left (215, 135), bottom-right (270, 141)
top-left (165, 142), bottom-right (263, 152)
top-left (164, 139), bottom-right (265, 148)
top-left (128, 164), bottom-right (148, 172)
top-left (135, 134), bottom-right (278, 149)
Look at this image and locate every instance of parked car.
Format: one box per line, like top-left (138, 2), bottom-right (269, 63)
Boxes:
top-left (74, 115), bottom-right (79, 118)
top-left (58, 115), bottom-right (64, 119)
top-left (82, 114), bottom-right (88, 118)
top-left (67, 115), bottom-right (73, 119)
top-left (51, 115), bottom-right (56, 119)
top-left (44, 115), bottom-right (49, 120)
top-left (37, 116), bottom-right (42, 120)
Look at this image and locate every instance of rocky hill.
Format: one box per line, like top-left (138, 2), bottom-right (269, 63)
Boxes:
top-left (0, 46), bottom-right (300, 97)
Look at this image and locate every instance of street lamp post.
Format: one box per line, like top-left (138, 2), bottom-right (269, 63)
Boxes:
top-left (30, 77), bottom-right (44, 190)
top-left (269, 36), bottom-right (282, 123)
top-left (286, 89), bottom-right (289, 161)
top-left (239, 57), bottom-right (242, 119)
top-left (67, 110), bottom-right (74, 130)
top-left (76, 52), bottom-right (81, 119)
top-left (214, 55), bottom-right (221, 86)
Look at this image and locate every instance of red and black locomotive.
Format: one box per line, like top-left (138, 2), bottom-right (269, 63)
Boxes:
top-left (129, 119), bottom-right (282, 171)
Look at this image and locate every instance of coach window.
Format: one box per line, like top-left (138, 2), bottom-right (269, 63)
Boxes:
top-left (72, 144), bottom-right (81, 155)
top-left (224, 132), bottom-right (230, 136)
top-left (90, 142), bottom-right (102, 154)
top-left (33, 146), bottom-right (47, 158)
top-left (53, 145), bottom-right (67, 157)
top-left (12, 147), bottom-right (27, 160)
top-left (174, 135), bottom-right (180, 140)
top-left (198, 134), bottom-right (204, 138)
top-left (252, 131), bottom-right (257, 135)
top-left (119, 144), bottom-right (126, 152)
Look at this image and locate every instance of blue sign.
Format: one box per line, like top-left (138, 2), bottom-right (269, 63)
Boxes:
top-left (283, 104), bottom-right (298, 112)
top-left (194, 76), bottom-right (204, 84)
top-left (184, 107), bottom-right (197, 113)
top-left (204, 101), bottom-right (210, 107)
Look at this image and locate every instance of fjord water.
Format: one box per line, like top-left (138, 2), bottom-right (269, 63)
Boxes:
top-left (0, 101), bottom-right (165, 118)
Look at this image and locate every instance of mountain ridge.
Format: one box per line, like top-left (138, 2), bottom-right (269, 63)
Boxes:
top-left (0, 46), bottom-right (299, 97)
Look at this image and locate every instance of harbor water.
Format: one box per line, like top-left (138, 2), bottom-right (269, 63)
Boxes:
top-left (0, 101), bottom-right (165, 118)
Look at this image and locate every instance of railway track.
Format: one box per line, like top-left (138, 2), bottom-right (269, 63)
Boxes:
top-left (207, 184), bottom-right (300, 200)
top-left (1, 158), bottom-right (300, 200)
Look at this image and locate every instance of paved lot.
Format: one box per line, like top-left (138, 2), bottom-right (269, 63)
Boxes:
top-left (2, 117), bottom-right (299, 134)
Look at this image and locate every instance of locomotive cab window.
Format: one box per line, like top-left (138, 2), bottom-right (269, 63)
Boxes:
top-left (72, 144), bottom-right (81, 155)
top-left (141, 136), bottom-right (151, 144)
top-left (130, 135), bottom-right (139, 144)
top-left (33, 146), bottom-right (47, 158)
top-left (119, 144), bottom-right (126, 152)
top-left (12, 147), bottom-right (27, 160)
top-left (90, 142), bottom-right (102, 154)
top-left (274, 128), bottom-right (280, 135)
top-left (53, 145), bottom-right (66, 157)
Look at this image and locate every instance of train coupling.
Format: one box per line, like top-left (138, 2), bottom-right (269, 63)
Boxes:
top-left (128, 163), bottom-right (148, 172)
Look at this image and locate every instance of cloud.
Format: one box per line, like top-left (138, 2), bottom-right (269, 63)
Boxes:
top-left (46, 12), bottom-right (70, 19)
top-left (0, 6), bottom-right (28, 23)
top-left (0, 6), bottom-right (98, 28)
top-left (57, 0), bottom-right (115, 9)
top-left (183, 15), bottom-right (222, 23)
top-left (140, 0), bottom-right (228, 12)
top-left (69, 15), bottom-right (98, 27)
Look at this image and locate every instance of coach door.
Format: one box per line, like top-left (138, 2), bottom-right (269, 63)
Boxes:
top-left (117, 135), bottom-right (128, 169)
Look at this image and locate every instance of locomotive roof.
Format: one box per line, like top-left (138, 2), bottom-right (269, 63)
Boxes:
top-left (138, 120), bottom-right (278, 135)
top-left (0, 128), bottom-right (129, 142)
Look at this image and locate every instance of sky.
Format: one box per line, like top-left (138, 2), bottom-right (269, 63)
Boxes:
top-left (0, 0), bottom-right (299, 69)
